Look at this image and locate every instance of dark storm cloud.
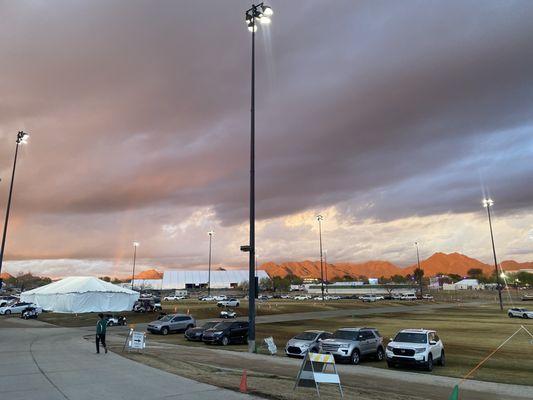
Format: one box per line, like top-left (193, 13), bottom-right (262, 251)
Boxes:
top-left (0, 0), bottom-right (532, 262)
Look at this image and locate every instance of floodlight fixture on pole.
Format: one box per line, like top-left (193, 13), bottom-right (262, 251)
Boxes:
top-left (0, 131), bottom-right (29, 278)
top-left (131, 241), bottom-right (139, 291)
top-left (482, 198), bottom-right (503, 310)
top-left (244, 2), bottom-right (273, 353)
top-left (317, 215), bottom-right (325, 301)
top-left (208, 231), bottom-right (214, 296)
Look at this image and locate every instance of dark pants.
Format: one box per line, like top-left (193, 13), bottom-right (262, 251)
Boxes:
top-left (96, 334), bottom-right (107, 353)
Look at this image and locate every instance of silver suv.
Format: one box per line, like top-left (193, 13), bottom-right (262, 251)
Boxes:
top-left (147, 314), bottom-right (196, 335)
top-left (320, 327), bottom-right (384, 365)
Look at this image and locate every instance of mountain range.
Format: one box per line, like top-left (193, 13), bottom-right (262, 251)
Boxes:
top-left (260, 252), bottom-right (532, 279)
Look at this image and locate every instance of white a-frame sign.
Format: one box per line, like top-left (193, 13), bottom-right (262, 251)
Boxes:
top-left (294, 352), bottom-right (343, 397)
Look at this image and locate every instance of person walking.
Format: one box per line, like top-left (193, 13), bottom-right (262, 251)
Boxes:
top-left (96, 313), bottom-right (108, 354)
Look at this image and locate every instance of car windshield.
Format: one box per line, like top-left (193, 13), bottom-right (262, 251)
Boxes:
top-left (394, 332), bottom-right (427, 343)
top-left (202, 322), bottom-right (218, 329)
top-left (294, 332), bottom-right (318, 341)
top-left (213, 322), bottom-right (232, 330)
top-left (158, 315), bottom-right (173, 322)
top-left (333, 330), bottom-right (358, 340)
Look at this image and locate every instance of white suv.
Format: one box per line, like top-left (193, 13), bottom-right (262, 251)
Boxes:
top-left (386, 329), bottom-right (444, 371)
top-left (508, 308), bottom-right (533, 319)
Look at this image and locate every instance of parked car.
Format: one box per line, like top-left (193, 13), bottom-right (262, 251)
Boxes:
top-left (294, 295), bottom-right (311, 300)
top-left (319, 327), bottom-right (385, 365)
top-left (20, 306), bottom-right (41, 319)
top-left (400, 293), bottom-right (417, 301)
top-left (325, 295), bottom-right (342, 300)
top-left (163, 295), bottom-right (186, 301)
top-left (386, 329), bottom-right (445, 371)
top-left (422, 294), bottom-right (434, 300)
top-left (391, 293), bottom-right (403, 300)
top-left (185, 321), bottom-right (219, 341)
top-left (202, 321), bottom-right (249, 345)
top-left (508, 308), bottom-right (533, 319)
top-left (0, 302), bottom-right (42, 315)
top-left (105, 314), bottom-right (127, 326)
top-left (220, 309), bottom-right (237, 319)
top-left (360, 295), bottom-right (383, 302)
top-left (285, 330), bottom-right (333, 357)
top-left (258, 295), bottom-right (269, 301)
top-left (280, 294), bottom-right (291, 299)
top-left (217, 298), bottom-right (240, 307)
top-left (147, 314), bottom-right (195, 335)
top-left (213, 295), bottom-right (228, 301)
top-left (200, 296), bottom-right (215, 302)
top-left (133, 299), bottom-right (162, 313)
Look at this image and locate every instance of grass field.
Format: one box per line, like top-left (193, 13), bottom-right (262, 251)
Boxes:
top-left (37, 298), bottom-right (432, 327)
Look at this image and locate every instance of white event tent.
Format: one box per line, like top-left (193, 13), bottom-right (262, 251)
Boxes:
top-left (20, 276), bottom-right (140, 313)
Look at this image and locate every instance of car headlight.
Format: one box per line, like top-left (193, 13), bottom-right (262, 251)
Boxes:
top-left (339, 344), bottom-right (350, 349)
top-left (213, 331), bottom-right (223, 335)
top-left (386, 345), bottom-right (394, 351)
top-left (415, 348), bottom-right (426, 354)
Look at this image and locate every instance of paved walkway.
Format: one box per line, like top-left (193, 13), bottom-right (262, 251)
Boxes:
top-left (0, 318), bottom-right (255, 400)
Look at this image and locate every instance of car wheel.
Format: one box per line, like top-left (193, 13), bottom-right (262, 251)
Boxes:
top-left (161, 327), bottom-right (169, 336)
top-left (108, 321), bottom-right (115, 327)
top-left (508, 313), bottom-right (513, 318)
top-left (5, 310), bottom-right (11, 315)
top-left (351, 349), bottom-right (360, 365)
top-left (437, 350), bottom-right (445, 367)
top-left (221, 336), bottom-right (229, 346)
top-left (523, 314), bottom-right (529, 319)
top-left (376, 347), bottom-right (385, 361)
top-left (426, 354), bottom-right (433, 371)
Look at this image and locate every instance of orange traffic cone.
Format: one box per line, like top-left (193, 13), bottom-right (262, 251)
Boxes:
top-left (239, 369), bottom-right (248, 393)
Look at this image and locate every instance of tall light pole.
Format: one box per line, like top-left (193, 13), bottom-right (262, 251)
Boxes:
top-left (415, 242), bottom-right (422, 296)
top-left (208, 231), bottom-right (214, 297)
top-left (244, 2), bottom-right (273, 353)
top-left (0, 131), bottom-right (29, 278)
top-left (131, 241), bottom-right (139, 291)
top-left (317, 215), bottom-right (325, 301)
top-left (324, 249), bottom-right (328, 294)
top-left (483, 198), bottom-right (503, 310)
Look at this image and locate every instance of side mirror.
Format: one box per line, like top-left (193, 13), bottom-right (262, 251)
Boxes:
top-left (389, 338), bottom-right (393, 342)
top-left (429, 340), bottom-right (437, 345)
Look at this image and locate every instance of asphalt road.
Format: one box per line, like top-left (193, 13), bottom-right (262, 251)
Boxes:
top-left (0, 317), bottom-right (256, 400)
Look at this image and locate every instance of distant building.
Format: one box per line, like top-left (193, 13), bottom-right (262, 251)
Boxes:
top-left (443, 278), bottom-right (481, 291)
top-left (162, 269), bottom-right (270, 290)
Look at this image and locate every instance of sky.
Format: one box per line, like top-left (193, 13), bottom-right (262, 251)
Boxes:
top-left (0, 0), bottom-right (532, 278)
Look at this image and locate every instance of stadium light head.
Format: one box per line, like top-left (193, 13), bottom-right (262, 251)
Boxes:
top-left (317, 215), bottom-right (323, 221)
top-left (208, 230), bottom-right (214, 236)
top-left (133, 241), bottom-right (140, 247)
top-left (16, 131), bottom-right (29, 145)
top-left (482, 198), bottom-right (494, 208)
top-left (262, 5), bottom-right (273, 17)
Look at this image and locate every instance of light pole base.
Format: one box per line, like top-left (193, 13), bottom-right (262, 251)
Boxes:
top-left (248, 339), bottom-right (256, 353)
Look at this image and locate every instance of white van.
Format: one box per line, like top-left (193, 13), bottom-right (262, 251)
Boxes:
top-left (400, 293), bottom-right (417, 301)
